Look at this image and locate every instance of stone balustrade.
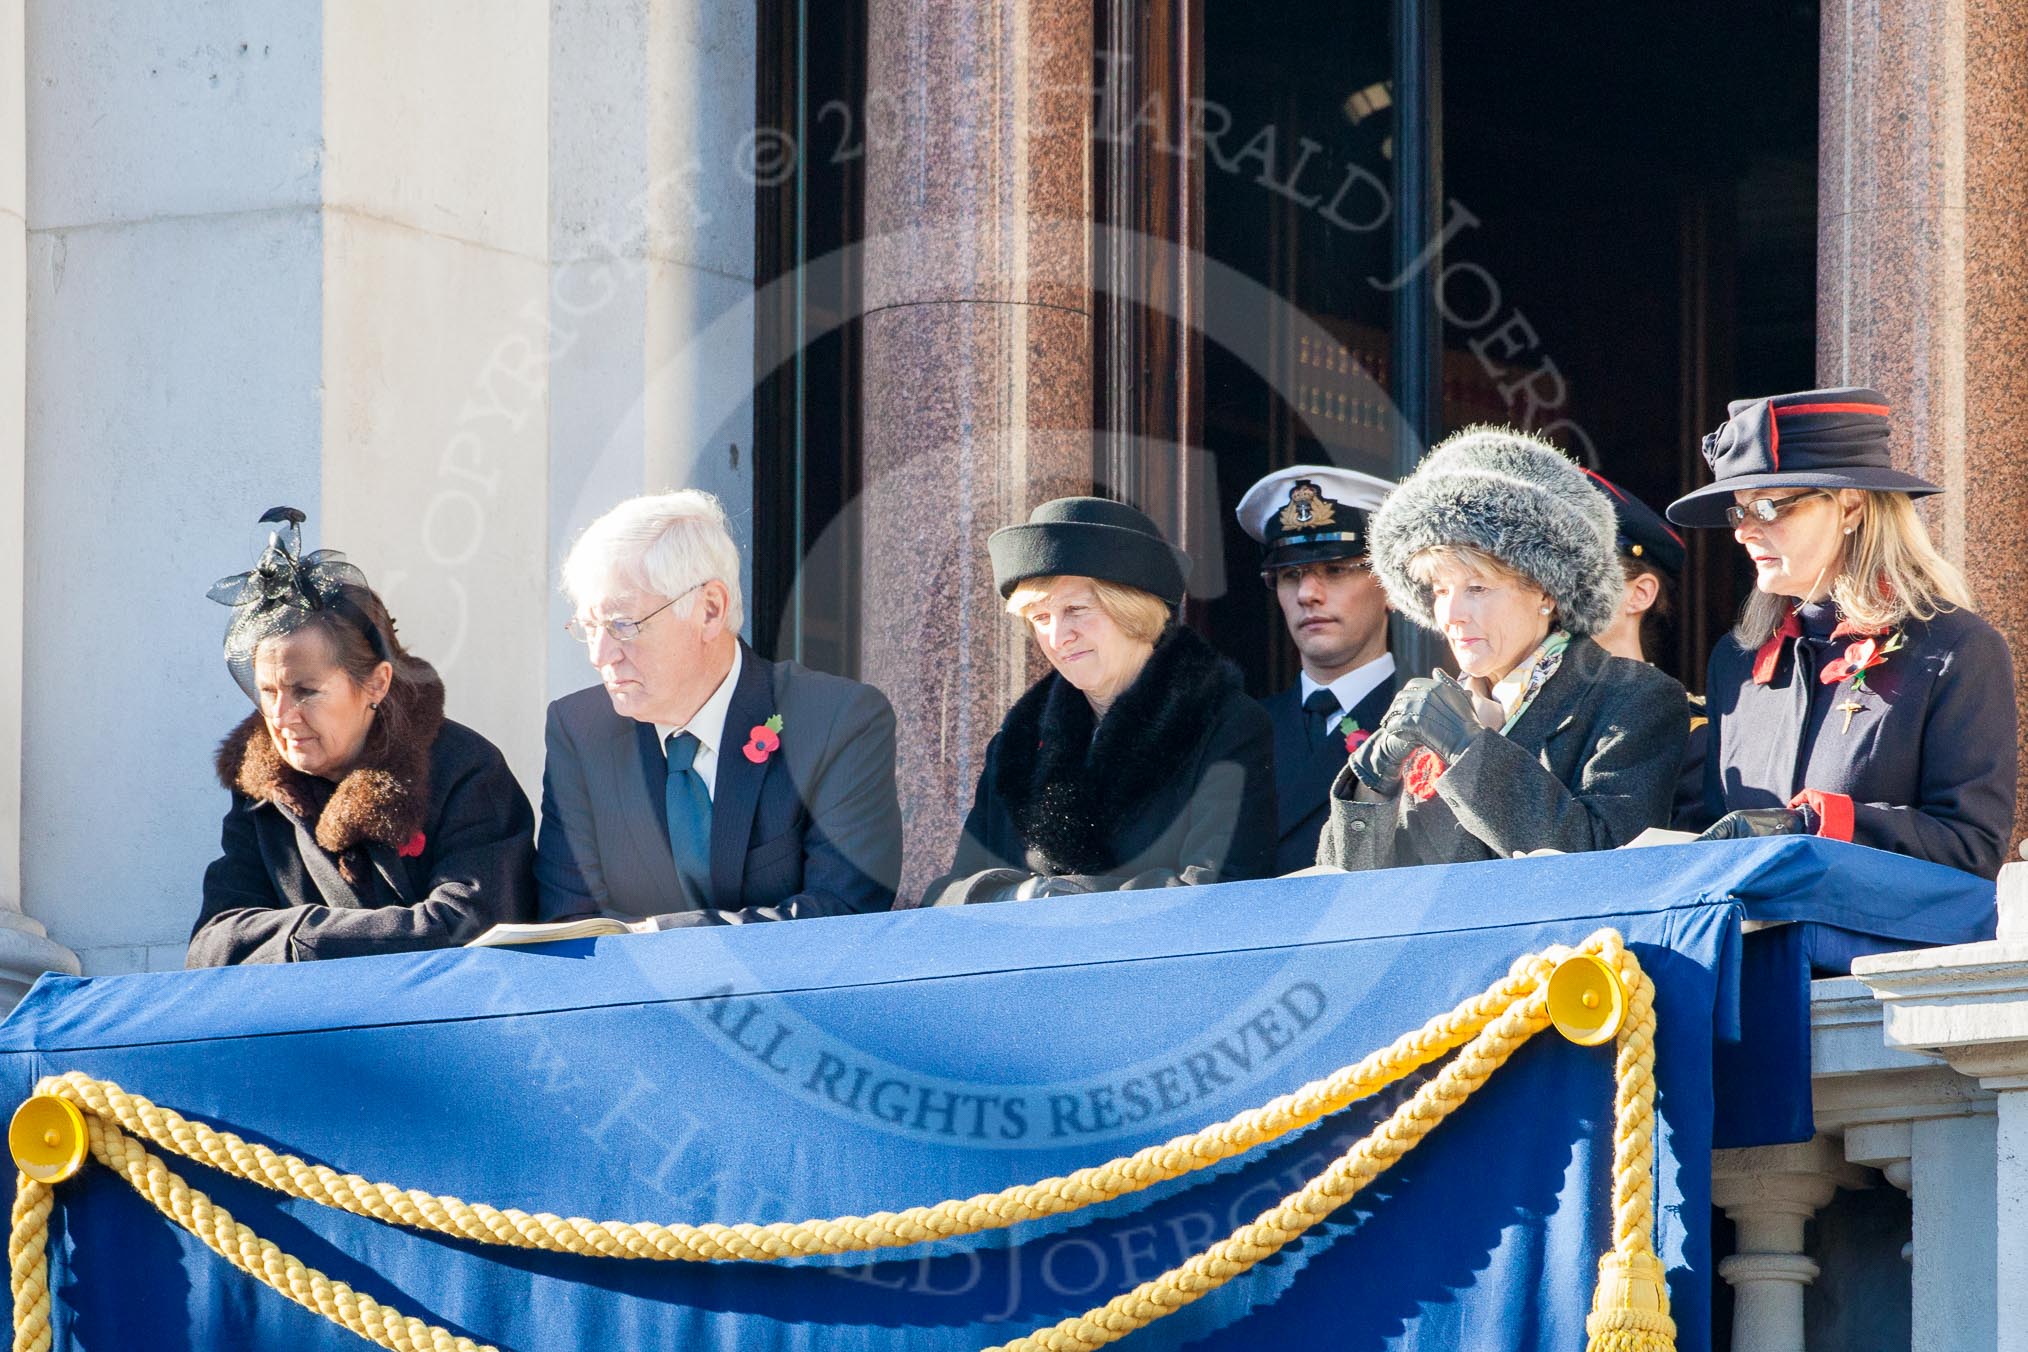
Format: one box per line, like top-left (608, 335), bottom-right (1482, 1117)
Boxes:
top-left (1719, 864), bottom-right (2028, 1351)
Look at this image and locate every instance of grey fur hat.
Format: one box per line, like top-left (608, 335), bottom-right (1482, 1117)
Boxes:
top-left (1369, 427), bottom-right (1622, 637)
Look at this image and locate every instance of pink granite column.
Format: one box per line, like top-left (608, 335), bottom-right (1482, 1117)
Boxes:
top-left (858, 0), bottom-right (1093, 901)
top-left (1818, 0), bottom-right (2028, 847)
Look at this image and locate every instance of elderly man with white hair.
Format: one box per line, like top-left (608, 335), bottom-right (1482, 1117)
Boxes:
top-left (537, 490), bottom-right (902, 924)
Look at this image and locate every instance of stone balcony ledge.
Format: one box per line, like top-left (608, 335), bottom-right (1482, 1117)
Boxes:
top-left (1725, 866), bottom-right (2028, 1352)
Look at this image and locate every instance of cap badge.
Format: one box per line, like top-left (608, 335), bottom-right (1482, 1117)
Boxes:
top-left (1278, 481), bottom-right (1337, 533)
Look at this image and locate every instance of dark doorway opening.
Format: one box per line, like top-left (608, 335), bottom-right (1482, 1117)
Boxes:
top-left (1442, 0), bottom-right (1820, 688)
top-left (1194, 0), bottom-right (1820, 698)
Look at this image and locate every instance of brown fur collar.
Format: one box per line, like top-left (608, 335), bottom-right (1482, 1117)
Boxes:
top-left (215, 670), bottom-right (445, 883)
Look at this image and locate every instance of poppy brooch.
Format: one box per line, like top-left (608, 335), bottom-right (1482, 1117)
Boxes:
top-left (1337, 715), bottom-right (1371, 755)
top-left (742, 714), bottom-right (785, 764)
top-left (1819, 631), bottom-right (1904, 691)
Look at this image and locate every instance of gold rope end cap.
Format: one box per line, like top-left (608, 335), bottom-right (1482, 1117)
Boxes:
top-left (1547, 952), bottom-right (1627, 1046)
top-left (1586, 1250), bottom-right (1676, 1349)
top-left (10, 1095), bottom-right (87, 1183)
top-left (1590, 1249), bottom-right (1669, 1315)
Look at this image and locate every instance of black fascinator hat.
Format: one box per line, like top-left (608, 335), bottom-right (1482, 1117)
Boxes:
top-left (207, 507), bottom-right (391, 703)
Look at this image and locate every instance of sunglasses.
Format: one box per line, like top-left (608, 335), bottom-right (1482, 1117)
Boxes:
top-left (1723, 490), bottom-right (1829, 528)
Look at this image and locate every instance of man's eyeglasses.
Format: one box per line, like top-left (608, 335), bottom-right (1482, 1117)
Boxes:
top-left (1263, 560), bottom-right (1369, 590)
top-left (565, 581), bottom-right (705, 646)
top-left (1723, 491), bottom-right (1829, 528)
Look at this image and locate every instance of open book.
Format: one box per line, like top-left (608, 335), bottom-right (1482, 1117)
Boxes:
top-left (1623, 827), bottom-right (1700, 848)
top-left (1515, 827), bottom-right (1700, 859)
top-left (467, 916), bottom-right (657, 949)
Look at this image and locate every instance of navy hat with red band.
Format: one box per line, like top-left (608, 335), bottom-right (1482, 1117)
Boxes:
top-left (1666, 386), bottom-right (1941, 527)
top-left (1583, 471), bottom-right (1685, 576)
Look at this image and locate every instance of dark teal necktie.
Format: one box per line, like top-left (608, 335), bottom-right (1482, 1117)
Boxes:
top-left (664, 732), bottom-right (713, 901)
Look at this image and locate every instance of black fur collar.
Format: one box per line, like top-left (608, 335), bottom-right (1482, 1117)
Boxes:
top-left (993, 624), bottom-right (1239, 874)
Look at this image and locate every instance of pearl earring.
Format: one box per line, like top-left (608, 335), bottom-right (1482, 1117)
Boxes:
top-left (1843, 526), bottom-right (1854, 535)
top-left (1539, 605), bottom-right (1551, 616)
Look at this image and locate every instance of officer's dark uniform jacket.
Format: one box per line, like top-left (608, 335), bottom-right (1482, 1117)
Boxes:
top-left (1261, 672), bottom-right (1396, 874)
top-left (1698, 600), bottom-right (2018, 878)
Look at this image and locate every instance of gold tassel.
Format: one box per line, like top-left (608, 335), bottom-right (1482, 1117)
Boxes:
top-left (1585, 1250), bottom-right (1676, 1352)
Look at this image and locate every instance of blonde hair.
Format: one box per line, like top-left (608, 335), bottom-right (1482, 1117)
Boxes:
top-left (1004, 575), bottom-right (1170, 644)
top-left (1734, 491), bottom-right (1974, 645)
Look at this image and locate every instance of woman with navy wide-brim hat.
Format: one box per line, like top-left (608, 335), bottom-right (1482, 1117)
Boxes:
top-left (1667, 387), bottom-right (2018, 878)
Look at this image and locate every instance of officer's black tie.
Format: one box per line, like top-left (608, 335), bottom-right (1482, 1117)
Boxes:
top-left (1302, 688), bottom-right (1341, 750)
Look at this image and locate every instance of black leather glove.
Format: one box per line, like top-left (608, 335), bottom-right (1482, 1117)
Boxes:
top-left (1696, 808), bottom-right (1808, 842)
top-left (1391, 676), bottom-right (1484, 764)
top-left (1351, 709), bottom-right (1419, 793)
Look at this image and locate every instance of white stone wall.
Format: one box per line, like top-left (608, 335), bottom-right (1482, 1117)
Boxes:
top-left (21, 6), bottom-right (326, 975)
top-left (1, 0), bottom-right (27, 918)
top-left (546, 0), bottom-right (755, 705)
top-left (320, 0), bottom-right (553, 790)
top-left (7, 1), bottom-right (757, 976)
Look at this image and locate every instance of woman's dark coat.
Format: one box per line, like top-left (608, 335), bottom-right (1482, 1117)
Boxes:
top-left (189, 674), bottom-right (537, 965)
top-left (1318, 636), bottom-right (1688, 870)
top-left (1695, 601), bottom-right (2017, 878)
top-left (921, 625), bottom-right (1278, 904)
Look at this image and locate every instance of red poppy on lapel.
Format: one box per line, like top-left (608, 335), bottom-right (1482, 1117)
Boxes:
top-left (398, 831), bottom-right (427, 858)
top-left (1339, 716), bottom-right (1370, 755)
top-left (1819, 632), bottom-right (1902, 689)
top-left (742, 714), bottom-right (785, 764)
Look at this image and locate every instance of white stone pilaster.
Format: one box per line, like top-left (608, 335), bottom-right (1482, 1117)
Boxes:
top-left (0, 0), bottom-right (26, 915)
top-left (320, 0), bottom-right (552, 793)
top-left (0, 0), bottom-right (75, 1000)
top-left (1813, 975), bottom-right (1996, 1347)
top-left (22, 5), bottom-right (322, 976)
top-left (547, 0), bottom-right (755, 702)
top-left (1856, 914), bottom-right (2028, 1352)
top-left (1711, 1136), bottom-right (1865, 1352)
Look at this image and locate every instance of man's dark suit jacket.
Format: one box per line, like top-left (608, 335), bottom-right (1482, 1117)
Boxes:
top-left (1260, 673), bottom-right (1397, 874)
top-left (536, 645), bottom-right (902, 924)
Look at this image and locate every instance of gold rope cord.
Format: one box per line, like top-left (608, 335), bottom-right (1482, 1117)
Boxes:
top-left (7, 928), bottom-right (1670, 1352)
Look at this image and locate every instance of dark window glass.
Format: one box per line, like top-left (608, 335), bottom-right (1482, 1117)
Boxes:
top-left (1439, 1), bottom-right (1819, 685)
top-left (1201, 0), bottom-right (1398, 694)
top-left (1195, 1), bottom-right (1819, 694)
top-left (754, 0), bottom-right (867, 675)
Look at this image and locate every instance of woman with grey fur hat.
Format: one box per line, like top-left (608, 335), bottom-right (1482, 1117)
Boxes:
top-left (1316, 429), bottom-right (1689, 871)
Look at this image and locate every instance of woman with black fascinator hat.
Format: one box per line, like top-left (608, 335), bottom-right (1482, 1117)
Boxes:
top-left (188, 508), bottom-right (536, 965)
top-left (1669, 388), bottom-right (2018, 878)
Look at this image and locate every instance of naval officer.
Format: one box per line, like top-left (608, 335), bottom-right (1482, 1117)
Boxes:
top-left (1236, 465), bottom-right (1398, 873)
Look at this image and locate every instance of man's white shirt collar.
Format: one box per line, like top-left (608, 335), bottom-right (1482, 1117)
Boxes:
top-left (655, 646), bottom-right (743, 794)
top-left (1298, 652), bottom-right (1396, 717)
